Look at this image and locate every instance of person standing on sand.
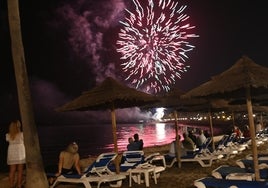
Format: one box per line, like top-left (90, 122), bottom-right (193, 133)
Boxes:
top-left (6, 120), bottom-right (26, 188)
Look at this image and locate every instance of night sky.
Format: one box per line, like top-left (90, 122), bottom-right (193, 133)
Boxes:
top-left (0, 0), bottom-right (268, 125)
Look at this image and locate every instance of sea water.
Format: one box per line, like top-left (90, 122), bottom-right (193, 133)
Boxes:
top-left (37, 122), bottom-right (224, 165)
top-left (0, 122), bottom-right (224, 171)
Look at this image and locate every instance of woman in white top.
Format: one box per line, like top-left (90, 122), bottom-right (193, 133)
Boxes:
top-left (6, 120), bottom-right (26, 188)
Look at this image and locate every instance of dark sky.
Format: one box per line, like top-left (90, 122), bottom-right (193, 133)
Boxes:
top-left (0, 0), bottom-right (268, 125)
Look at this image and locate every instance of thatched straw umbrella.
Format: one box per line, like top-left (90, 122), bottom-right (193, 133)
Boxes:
top-left (56, 77), bottom-right (158, 173)
top-left (182, 55), bottom-right (268, 180)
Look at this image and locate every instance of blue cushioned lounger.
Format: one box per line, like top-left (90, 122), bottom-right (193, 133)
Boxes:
top-left (236, 159), bottom-right (268, 169)
top-left (212, 165), bottom-right (268, 180)
top-left (194, 177), bottom-right (268, 188)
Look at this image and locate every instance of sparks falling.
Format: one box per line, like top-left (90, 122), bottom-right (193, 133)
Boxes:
top-left (117, 0), bottom-right (198, 93)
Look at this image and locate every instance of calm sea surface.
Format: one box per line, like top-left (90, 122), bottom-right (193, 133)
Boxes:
top-left (37, 122), bottom-right (224, 166)
top-left (0, 122), bottom-right (224, 171)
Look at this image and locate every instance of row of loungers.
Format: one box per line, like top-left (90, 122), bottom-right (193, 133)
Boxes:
top-left (194, 132), bottom-right (268, 188)
top-left (164, 133), bottom-right (250, 168)
top-left (48, 151), bottom-right (166, 188)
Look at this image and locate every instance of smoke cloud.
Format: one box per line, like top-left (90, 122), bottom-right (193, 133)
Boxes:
top-left (29, 0), bottom-right (155, 124)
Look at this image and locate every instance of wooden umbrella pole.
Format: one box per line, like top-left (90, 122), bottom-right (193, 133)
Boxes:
top-left (232, 111), bottom-right (235, 126)
top-left (111, 103), bottom-right (120, 174)
top-left (208, 109), bottom-right (215, 151)
top-left (260, 113), bottom-right (263, 128)
top-left (174, 110), bottom-right (181, 168)
top-left (246, 87), bottom-right (260, 180)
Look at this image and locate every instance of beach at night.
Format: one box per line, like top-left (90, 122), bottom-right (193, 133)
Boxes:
top-left (0, 142), bottom-right (267, 188)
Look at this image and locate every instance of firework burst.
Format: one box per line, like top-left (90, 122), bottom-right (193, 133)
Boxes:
top-left (116, 0), bottom-right (198, 93)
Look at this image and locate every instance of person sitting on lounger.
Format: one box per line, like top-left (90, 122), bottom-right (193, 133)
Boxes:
top-left (255, 121), bottom-right (263, 133)
top-left (47, 142), bottom-right (82, 185)
top-left (233, 125), bottom-right (242, 142)
top-left (196, 129), bottom-right (207, 149)
top-left (127, 137), bottom-right (136, 151)
top-left (133, 133), bottom-right (144, 150)
top-left (182, 132), bottom-right (197, 152)
top-left (243, 125), bottom-right (251, 139)
top-left (168, 135), bottom-right (187, 157)
top-left (188, 130), bottom-right (197, 146)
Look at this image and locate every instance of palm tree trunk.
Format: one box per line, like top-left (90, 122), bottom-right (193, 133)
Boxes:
top-left (7, 0), bottom-right (48, 187)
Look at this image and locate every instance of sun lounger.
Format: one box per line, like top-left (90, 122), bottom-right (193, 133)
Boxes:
top-left (164, 137), bottom-right (221, 168)
top-left (145, 152), bottom-right (167, 168)
top-left (194, 177), bottom-right (268, 188)
top-left (51, 174), bottom-right (126, 188)
top-left (212, 165), bottom-right (268, 180)
top-left (109, 150), bottom-right (146, 173)
top-left (180, 152), bottom-right (222, 167)
top-left (164, 154), bottom-right (177, 168)
top-left (46, 152), bottom-right (118, 178)
top-left (108, 150), bottom-right (165, 186)
top-left (212, 134), bottom-right (239, 160)
top-left (193, 137), bottom-right (213, 154)
top-left (246, 153), bottom-right (268, 160)
top-left (212, 165), bottom-right (250, 179)
top-left (144, 152), bottom-right (166, 177)
top-left (164, 137), bottom-right (223, 168)
top-left (50, 152), bottom-right (126, 188)
top-left (236, 159), bottom-right (268, 169)
top-left (182, 137), bottom-right (224, 167)
top-left (226, 132), bottom-right (249, 151)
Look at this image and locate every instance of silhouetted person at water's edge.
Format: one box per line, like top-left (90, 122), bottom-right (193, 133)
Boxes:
top-left (134, 133), bottom-right (144, 150)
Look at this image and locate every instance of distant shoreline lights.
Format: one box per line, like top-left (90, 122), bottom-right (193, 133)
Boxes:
top-left (117, 0), bottom-right (199, 93)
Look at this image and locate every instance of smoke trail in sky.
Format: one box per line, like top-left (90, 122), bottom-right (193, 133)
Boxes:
top-left (55, 0), bottom-right (126, 83)
top-left (117, 0), bottom-right (199, 93)
top-left (31, 78), bottom-right (153, 124)
top-left (43, 0), bottom-right (154, 123)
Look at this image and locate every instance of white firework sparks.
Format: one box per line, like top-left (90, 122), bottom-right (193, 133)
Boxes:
top-left (117, 0), bottom-right (199, 93)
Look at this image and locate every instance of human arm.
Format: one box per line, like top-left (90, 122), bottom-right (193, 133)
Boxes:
top-left (139, 139), bottom-right (144, 150)
top-left (127, 144), bottom-right (131, 151)
top-left (55, 152), bottom-right (64, 176)
top-left (74, 154), bottom-right (81, 175)
top-left (5, 133), bottom-right (10, 142)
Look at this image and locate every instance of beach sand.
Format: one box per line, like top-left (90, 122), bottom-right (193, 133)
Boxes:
top-left (0, 143), bottom-right (267, 188)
